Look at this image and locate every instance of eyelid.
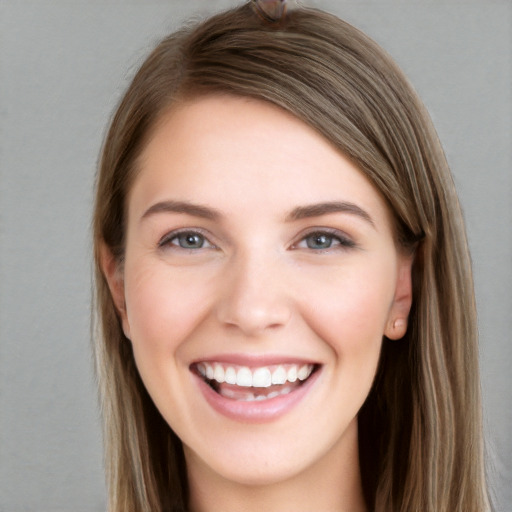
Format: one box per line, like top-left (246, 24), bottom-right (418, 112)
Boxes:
top-left (291, 227), bottom-right (356, 250)
top-left (158, 227), bottom-right (217, 249)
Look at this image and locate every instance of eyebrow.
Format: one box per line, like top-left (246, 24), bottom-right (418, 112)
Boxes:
top-left (141, 200), bottom-right (221, 222)
top-left (141, 199), bottom-right (375, 228)
top-left (285, 201), bottom-right (375, 227)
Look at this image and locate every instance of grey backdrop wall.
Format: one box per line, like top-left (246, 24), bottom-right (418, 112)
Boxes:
top-left (1, 1), bottom-right (510, 511)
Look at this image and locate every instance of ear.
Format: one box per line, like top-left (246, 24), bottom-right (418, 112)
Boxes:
top-left (99, 242), bottom-right (131, 340)
top-left (384, 252), bottom-right (414, 340)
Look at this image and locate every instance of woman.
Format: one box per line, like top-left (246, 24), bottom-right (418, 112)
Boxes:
top-left (93, 1), bottom-right (490, 510)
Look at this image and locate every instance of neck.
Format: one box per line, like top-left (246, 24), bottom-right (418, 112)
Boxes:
top-left (186, 420), bottom-right (367, 512)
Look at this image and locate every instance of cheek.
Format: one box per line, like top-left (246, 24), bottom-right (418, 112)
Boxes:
top-left (123, 260), bottom-right (216, 356)
top-left (298, 266), bottom-right (395, 357)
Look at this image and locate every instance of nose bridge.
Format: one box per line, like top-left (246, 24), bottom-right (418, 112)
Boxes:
top-left (216, 246), bottom-right (291, 336)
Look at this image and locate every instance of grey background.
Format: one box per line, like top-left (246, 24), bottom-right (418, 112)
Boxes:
top-left (0, 1), bottom-right (510, 511)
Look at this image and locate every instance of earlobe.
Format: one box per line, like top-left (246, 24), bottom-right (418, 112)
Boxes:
top-left (385, 252), bottom-right (414, 340)
top-left (99, 242), bottom-right (131, 339)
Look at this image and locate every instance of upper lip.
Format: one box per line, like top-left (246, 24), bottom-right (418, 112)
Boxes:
top-left (190, 353), bottom-right (320, 368)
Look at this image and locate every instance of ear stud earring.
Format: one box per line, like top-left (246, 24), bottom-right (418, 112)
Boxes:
top-left (392, 319), bottom-right (406, 331)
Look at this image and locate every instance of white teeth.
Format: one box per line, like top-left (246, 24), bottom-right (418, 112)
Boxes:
top-left (218, 384), bottom-right (295, 402)
top-left (224, 366), bottom-right (237, 385)
top-left (252, 367), bottom-right (272, 388)
top-left (213, 364), bottom-right (225, 383)
top-left (221, 387), bottom-right (254, 401)
top-left (298, 364), bottom-right (310, 381)
top-left (198, 362), bottom-right (314, 388)
top-left (271, 365), bottom-right (287, 385)
top-left (236, 367), bottom-right (253, 387)
top-left (287, 366), bottom-right (297, 383)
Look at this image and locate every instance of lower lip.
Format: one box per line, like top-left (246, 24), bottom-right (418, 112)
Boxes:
top-left (194, 369), bottom-right (320, 423)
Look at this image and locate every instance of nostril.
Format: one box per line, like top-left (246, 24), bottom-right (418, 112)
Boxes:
top-left (214, 259), bottom-right (292, 334)
top-left (217, 302), bottom-right (291, 335)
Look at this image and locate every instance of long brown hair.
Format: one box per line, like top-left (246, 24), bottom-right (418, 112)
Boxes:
top-left (93, 3), bottom-right (489, 511)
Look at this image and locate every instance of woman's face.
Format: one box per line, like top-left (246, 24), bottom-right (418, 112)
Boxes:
top-left (105, 95), bottom-right (412, 489)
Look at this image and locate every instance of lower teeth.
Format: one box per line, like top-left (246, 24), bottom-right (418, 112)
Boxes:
top-left (217, 385), bottom-right (294, 402)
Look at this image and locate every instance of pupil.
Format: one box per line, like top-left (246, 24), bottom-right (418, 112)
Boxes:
top-left (181, 233), bottom-right (202, 248)
top-left (308, 234), bottom-right (331, 249)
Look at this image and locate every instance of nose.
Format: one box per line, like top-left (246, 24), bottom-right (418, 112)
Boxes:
top-left (215, 250), bottom-right (292, 337)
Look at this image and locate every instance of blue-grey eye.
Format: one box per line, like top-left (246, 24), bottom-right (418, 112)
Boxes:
top-left (305, 233), bottom-right (335, 249)
top-left (174, 232), bottom-right (205, 249)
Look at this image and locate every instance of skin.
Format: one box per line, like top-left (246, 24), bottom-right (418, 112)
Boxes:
top-left (102, 95), bottom-right (413, 512)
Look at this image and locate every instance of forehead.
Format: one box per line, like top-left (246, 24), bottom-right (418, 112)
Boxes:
top-left (130, 95), bottom-right (393, 231)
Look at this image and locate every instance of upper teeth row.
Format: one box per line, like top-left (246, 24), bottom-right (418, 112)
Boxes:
top-left (197, 362), bottom-right (314, 388)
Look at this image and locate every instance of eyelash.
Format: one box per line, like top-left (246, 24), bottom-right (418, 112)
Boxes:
top-left (158, 228), bottom-right (355, 252)
top-left (292, 229), bottom-right (356, 251)
top-left (158, 229), bottom-right (216, 250)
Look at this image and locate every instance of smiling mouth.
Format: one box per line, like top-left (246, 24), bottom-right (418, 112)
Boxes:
top-left (192, 362), bottom-right (319, 402)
